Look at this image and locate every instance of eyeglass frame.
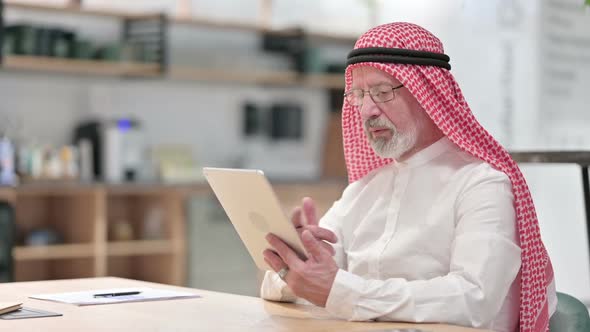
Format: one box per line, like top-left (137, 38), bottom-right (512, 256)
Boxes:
top-left (343, 83), bottom-right (405, 107)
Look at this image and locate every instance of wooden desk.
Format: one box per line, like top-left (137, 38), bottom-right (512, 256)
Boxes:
top-left (0, 277), bottom-right (489, 332)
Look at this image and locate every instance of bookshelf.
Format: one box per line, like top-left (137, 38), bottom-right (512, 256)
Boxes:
top-left (2, 184), bottom-right (191, 286)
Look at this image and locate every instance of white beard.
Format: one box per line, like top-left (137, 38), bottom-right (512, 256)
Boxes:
top-left (364, 117), bottom-right (418, 160)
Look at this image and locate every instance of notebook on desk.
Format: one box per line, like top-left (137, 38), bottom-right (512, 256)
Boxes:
top-left (30, 287), bottom-right (200, 306)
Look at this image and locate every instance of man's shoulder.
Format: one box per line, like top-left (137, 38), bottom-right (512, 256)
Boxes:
top-left (442, 148), bottom-right (512, 194)
top-left (449, 153), bottom-right (515, 216)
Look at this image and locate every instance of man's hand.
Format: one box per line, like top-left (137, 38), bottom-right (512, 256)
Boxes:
top-left (291, 197), bottom-right (338, 255)
top-left (263, 230), bottom-right (339, 307)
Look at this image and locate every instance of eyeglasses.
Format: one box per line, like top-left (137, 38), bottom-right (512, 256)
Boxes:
top-left (343, 83), bottom-right (404, 107)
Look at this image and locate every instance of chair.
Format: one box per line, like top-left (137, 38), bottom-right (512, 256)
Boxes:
top-left (549, 292), bottom-right (590, 332)
top-left (0, 200), bottom-right (15, 282)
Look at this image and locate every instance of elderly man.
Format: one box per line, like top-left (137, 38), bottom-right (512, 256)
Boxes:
top-left (260, 23), bottom-right (556, 332)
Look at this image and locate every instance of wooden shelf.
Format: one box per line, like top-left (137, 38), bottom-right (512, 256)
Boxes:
top-left (304, 73), bottom-right (345, 89)
top-left (1, 56), bottom-right (344, 87)
top-left (107, 240), bottom-right (175, 257)
top-left (4, 1), bottom-right (161, 20)
top-left (106, 183), bottom-right (208, 196)
top-left (4, 181), bottom-right (206, 197)
top-left (3, 56), bottom-right (162, 77)
top-left (7, 184), bottom-right (188, 285)
top-left (168, 67), bottom-right (296, 85)
top-left (16, 183), bottom-right (100, 196)
top-left (3, 2), bottom-right (351, 84)
top-left (168, 67), bottom-right (344, 88)
top-left (173, 16), bottom-right (263, 33)
top-left (14, 243), bottom-right (95, 261)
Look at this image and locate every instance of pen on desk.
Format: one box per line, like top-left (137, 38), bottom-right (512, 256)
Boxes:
top-left (93, 291), bottom-right (141, 298)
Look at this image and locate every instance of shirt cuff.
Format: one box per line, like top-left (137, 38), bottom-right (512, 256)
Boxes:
top-left (260, 270), bottom-right (297, 302)
top-left (325, 269), bottom-right (366, 320)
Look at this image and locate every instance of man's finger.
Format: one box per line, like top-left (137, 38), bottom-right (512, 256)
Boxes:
top-left (302, 197), bottom-right (318, 226)
top-left (291, 207), bottom-right (303, 228)
top-left (321, 242), bottom-right (336, 256)
top-left (266, 234), bottom-right (304, 270)
top-left (307, 225), bottom-right (338, 243)
top-left (301, 230), bottom-right (329, 261)
top-left (297, 226), bottom-right (336, 255)
top-left (263, 249), bottom-right (286, 272)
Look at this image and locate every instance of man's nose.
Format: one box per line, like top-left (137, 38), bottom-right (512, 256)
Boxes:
top-left (359, 93), bottom-right (381, 119)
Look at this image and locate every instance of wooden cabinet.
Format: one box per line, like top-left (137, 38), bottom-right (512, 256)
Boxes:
top-left (2, 184), bottom-right (191, 286)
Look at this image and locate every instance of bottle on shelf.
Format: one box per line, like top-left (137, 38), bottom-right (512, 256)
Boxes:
top-left (0, 135), bottom-right (16, 186)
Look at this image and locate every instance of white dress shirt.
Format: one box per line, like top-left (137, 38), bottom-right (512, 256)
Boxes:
top-left (261, 137), bottom-right (526, 332)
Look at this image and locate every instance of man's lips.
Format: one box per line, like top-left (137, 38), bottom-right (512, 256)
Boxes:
top-left (369, 127), bottom-right (390, 133)
top-left (368, 127), bottom-right (391, 138)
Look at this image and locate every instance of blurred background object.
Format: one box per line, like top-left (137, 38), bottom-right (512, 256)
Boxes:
top-left (150, 144), bottom-right (202, 183)
top-left (0, 200), bottom-right (15, 282)
top-left (73, 117), bottom-right (147, 183)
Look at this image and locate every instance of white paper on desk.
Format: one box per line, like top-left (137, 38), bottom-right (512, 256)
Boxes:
top-left (30, 287), bottom-right (201, 306)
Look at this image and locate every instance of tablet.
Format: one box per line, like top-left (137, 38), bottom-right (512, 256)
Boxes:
top-left (202, 167), bottom-right (308, 270)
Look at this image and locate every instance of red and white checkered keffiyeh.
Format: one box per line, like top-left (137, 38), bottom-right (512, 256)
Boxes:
top-left (342, 22), bottom-right (554, 332)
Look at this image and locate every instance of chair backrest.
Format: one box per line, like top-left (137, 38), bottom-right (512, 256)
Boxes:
top-left (0, 200), bottom-right (15, 282)
top-left (549, 292), bottom-right (590, 332)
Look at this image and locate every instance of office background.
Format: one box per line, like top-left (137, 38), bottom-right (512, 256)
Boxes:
top-left (0, 0), bottom-right (589, 310)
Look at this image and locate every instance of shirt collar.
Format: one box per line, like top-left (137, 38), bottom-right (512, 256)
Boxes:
top-left (396, 136), bottom-right (455, 169)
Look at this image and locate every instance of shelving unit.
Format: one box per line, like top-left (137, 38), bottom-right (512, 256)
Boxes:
top-left (0, 0), bottom-right (350, 88)
top-left (0, 183), bottom-right (192, 285)
top-left (1, 0), bottom-right (168, 78)
top-left (3, 55), bottom-right (162, 77)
